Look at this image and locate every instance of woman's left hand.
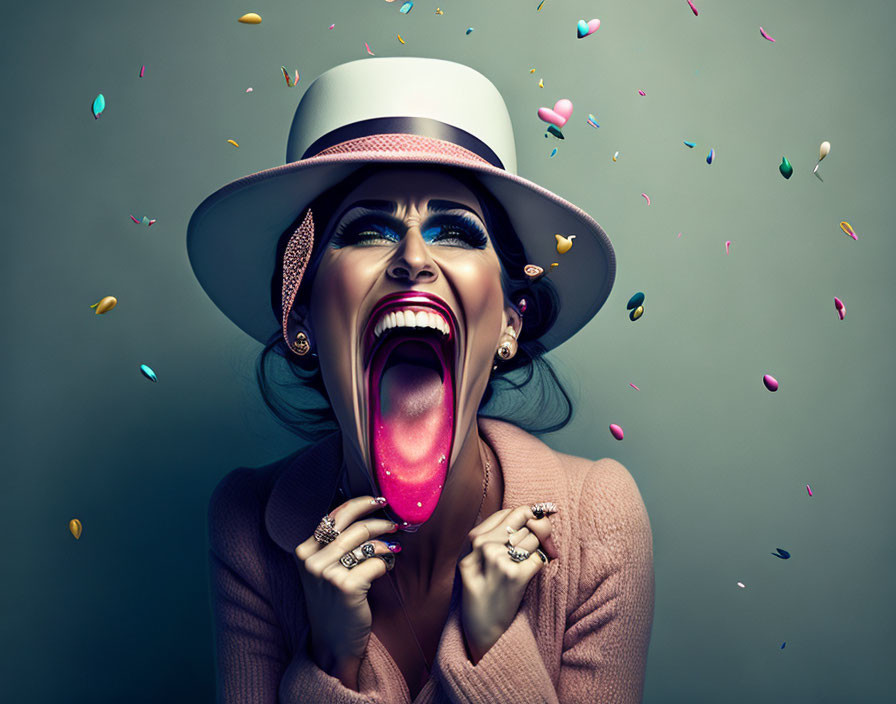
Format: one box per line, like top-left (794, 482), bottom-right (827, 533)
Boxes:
top-left (458, 504), bottom-right (559, 664)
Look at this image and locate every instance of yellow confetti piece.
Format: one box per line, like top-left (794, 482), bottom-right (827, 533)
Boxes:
top-left (90, 296), bottom-right (117, 314)
top-left (238, 13), bottom-right (262, 24)
top-left (538, 78), bottom-right (544, 88)
top-left (550, 262), bottom-right (559, 268)
top-left (529, 68), bottom-right (536, 73)
top-left (555, 234), bottom-right (576, 254)
top-left (69, 519), bottom-right (82, 540)
top-left (227, 139), bottom-right (239, 147)
top-left (435, 7), bottom-right (443, 14)
top-left (397, 34), bottom-right (406, 44)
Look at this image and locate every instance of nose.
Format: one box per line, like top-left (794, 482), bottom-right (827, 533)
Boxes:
top-left (386, 226), bottom-right (438, 284)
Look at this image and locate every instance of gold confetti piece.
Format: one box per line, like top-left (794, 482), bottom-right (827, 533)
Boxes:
top-left (538, 78), bottom-right (544, 88)
top-left (69, 519), bottom-right (82, 540)
top-left (397, 34), bottom-right (406, 44)
top-left (550, 262), bottom-right (559, 268)
top-left (529, 68), bottom-right (536, 73)
top-left (238, 13), bottom-right (262, 24)
top-left (555, 234), bottom-right (576, 254)
top-left (435, 7), bottom-right (443, 14)
top-left (90, 296), bottom-right (117, 314)
top-left (227, 139), bottom-right (239, 147)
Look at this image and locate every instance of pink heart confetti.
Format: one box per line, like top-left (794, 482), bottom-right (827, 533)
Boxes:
top-left (537, 99), bottom-right (573, 128)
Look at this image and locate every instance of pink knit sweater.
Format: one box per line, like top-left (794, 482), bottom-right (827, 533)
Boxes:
top-left (208, 417), bottom-right (654, 703)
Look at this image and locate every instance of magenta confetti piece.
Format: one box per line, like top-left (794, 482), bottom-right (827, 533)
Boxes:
top-left (760, 26), bottom-right (775, 42)
top-left (365, 41), bottom-right (375, 55)
top-left (629, 383), bottom-right (640, 391)
top-left (725, 240), bottom-right (731, 255)
top-left (763, 374), bottom-right (779, 392)
top-left (129, 214), bottom-right (140, 223)
top-left (834, 297), bottom-right (845, 320)
top-left (638, 89), bottom-right (646, 96)
top-left (806, 484), bottom-right (813, 496)
top-left (677, 232), bottom-right (682, 238)
top-left (641, 193), bottom-right (650, 205)
top-left (609, 423), bottom-right (624, 441)
top-left (687, 0), bottom-right (698, 16)
top-left (328, 23), bottom-right (335, 29)
top-left (139, 65), bottom-right (145, 78)
top-left (246, 87), bottom-right (253, 92)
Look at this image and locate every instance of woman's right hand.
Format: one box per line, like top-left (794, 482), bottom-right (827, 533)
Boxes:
top-left (293, 495), bottom-right (400, 688)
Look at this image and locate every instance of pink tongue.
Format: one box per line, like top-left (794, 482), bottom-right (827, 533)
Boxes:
top-left (372, 340), bottom-right (453, 528)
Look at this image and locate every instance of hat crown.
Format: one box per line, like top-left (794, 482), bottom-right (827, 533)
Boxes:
top-left (285, 57), bottom-right (518, 173)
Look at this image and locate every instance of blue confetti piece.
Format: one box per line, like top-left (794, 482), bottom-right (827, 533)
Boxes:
top-left (92, 93), bottom-right (105, 119)
top-left (771, 547), bottom-right (791, 559)
top-left (587, 113), bottom-right (600, 128)
top-left (781, 642), bottom-right (786, 649)
top-left (684, 140), bottom-right (696, 148)
top-left (140, 364), bottom-right (158, 382)
top-left (546, 125), bottom-right (564, 139)
top-left (399, 1), bottom-right (413, 14)
top-left (466, 27), bottom-right (474, 35)
top-left (549, 148), bottom-right (558, 158)
top-left (706, 148), bottom-right (715, 164)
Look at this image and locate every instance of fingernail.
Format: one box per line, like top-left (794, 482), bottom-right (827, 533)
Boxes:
top-left (389, 523), bottom-right (399, 532)
top-left (386, 541), bottom-right (402, 553)
top-left (372, 496), bottom-right (388, 505)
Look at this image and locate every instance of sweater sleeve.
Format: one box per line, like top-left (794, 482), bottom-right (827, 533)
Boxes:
top-left (209, 467), bottom-right (404, 704)
top-left (208, 467), bottom-right (290, 704)
top-left (557, 458), bottom-right (655, 704)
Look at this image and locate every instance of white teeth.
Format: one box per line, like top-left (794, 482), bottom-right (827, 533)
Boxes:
top-left (372, 308), bottom-right (451, 338)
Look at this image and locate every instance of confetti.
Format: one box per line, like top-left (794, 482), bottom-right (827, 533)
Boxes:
top-left (613, 151), bottom-right (619, 161)
top-left (529, 68), bottom-right (536, 73)
top-left (435, 7), bottom-right (443, 14)
top-left (834, 296), bottom-right (845, 320)
top-left (141, 216), bottom-right (156, 226)
top-left (329, 24), bottom-right (335, 29)
top-left (763, 374), bottom-right (779, 392)
top-left (90, 296), bottom-right (117, 315)
top-left (538, 78), bottom-right (544, 88)
top-left (399, 1), bottom-right (413, 13)
top-left (706, 148), bottom-right (715, 164)
top-left (641, 193), bottom-right (650, 205)
top-left (839, 221), bottom-right (857, 240)
top-left (781, 642), bottom-right (786, 649)
top-left (69, 519), bottom-right (82, 540)
top-left (586, 114), bottom-right (600, 128)
top-left (555, 234), bottom-right (576, 254)
top-left (92, 93), bottom-right (105, 119)
top-left (140, 364), bottom-right (158, 382)
top-left (549, 148), bottom-right (558, 158)
top-left (684, 140), bottom-right (696, 148)
top-left (759, 26), bottom-right (775, 42)
top-left (609, 424), bottom-right (624, 441)
top-left (466, 27), bottom-right (474, 35)
top-left (737, 582), bottom-right (745, 588)
top-left (818, 140), bottom-right (831, 161)
top-left (629, 383), bottom-right (640, 391)
top-left (638, 89), bottom-right (646, 96)
top-left (227, 139), bottom-right (239, 147)
top-left (139, 65), bottom-right (145, 78)
top-left (771, 547), bottom-right (790, 559)
top-left (629, 305), bottom-right (644, 321)
top-left (677, 232), bottom-right (682, 238)
top-left (576, 19), bottom-right (600, 38)
top-left (397, 34), bottom-right (406, 44)
top-left (546, 125), bottom-right (564, 139)
top-left (537, 98), bottom-right (573, 128)
top-left (365, 42), bottom-right (375, 55)
top-left (537, 0), bottom-right (546, 10)
top-left (779, 156), bottom-right (793, 179)
top-left (687, 0), bottom-right (698, 16)
top-left (725, 240), bottom-right (731, 255)
top-left (246, 87), bottom-right (253, 92)
top-left (238, 12), bottom-right (262, 24)
top-left (626, 292), bottom-right (645, 310)
top-left (550, 262), bottom-right (559, 268)
top-left (129, 215), bottom-right (140, 223)
top-left (806, 484), bottom-right (813, 496)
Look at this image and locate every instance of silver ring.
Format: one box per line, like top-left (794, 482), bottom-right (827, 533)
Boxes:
top-left (339, 551), bottom-right (360, 569)
top-left (361, 542), bottom-right (376, 558)
top-left (507, 546), bottom-right (531, 563)
top-left (375, 553), bottom-right (396, 571)
top-left (531, 502), bottom-right (558, 520)
top-left (535, 548), bottom-right (549, 564)
top-left (313, 514), bottom-right (340, 545)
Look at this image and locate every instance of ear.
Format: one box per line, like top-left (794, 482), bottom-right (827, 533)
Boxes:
top-left (503, 301), bottom-right (522, 340)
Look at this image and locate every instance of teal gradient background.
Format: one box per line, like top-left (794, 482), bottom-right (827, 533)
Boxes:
top-left (2, 1), bottom-right (893, 701)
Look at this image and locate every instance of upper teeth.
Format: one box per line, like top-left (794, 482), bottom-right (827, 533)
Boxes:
top-left (373, 309), bottom-right (450, 339)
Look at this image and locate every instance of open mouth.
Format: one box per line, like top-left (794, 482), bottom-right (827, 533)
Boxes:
top-left (363, 292), bottom-right (458, 529)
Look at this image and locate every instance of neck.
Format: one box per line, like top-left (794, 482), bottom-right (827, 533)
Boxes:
top-left (340, 418), bottom-right (502, 593)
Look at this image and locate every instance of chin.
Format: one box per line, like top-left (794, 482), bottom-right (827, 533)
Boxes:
top-left (350, 290), bottom-right (468, 531)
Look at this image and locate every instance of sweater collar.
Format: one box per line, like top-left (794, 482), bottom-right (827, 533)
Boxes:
top-left (264, 417), bottom-right (562, 554)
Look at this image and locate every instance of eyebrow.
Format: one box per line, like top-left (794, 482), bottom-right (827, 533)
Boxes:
top-left (334, 198), bottom-right (485, 226)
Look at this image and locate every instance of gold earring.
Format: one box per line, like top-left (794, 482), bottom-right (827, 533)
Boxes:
top-left (497, 338), bottom-right (517, 360)
top-left (292, 330), bottom-right (311, 356)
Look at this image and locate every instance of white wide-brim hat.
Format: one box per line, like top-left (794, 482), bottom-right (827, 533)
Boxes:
top-left (187, 56), bottom-right (615, 352)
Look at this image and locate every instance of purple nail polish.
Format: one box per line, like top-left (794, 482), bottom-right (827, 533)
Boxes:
top-left (386, 541), bottom-right (402, 553)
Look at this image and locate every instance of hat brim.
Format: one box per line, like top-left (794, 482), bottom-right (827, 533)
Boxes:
top-left (186, 151), bottom-right (615, 352)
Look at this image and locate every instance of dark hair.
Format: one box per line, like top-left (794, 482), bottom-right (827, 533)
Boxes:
top-left (255, 163), bottom-right (575, 442)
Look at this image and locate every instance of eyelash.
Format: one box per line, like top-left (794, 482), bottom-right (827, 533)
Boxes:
top-left (330, 213), bottom-right (488, 249)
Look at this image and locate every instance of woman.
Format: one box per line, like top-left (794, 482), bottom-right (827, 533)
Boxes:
top-left (189, 57), bottom-right (654, 703)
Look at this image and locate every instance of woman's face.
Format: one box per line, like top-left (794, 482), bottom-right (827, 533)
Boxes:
top-left (301, 167), bottom-right (520, 527)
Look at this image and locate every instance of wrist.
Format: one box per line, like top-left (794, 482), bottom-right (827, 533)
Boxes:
top-left (310, 639), bottom-right (363, 691)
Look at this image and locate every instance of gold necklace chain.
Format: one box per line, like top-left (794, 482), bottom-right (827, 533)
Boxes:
top-left (385, 444), bottom-right (491, 678)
